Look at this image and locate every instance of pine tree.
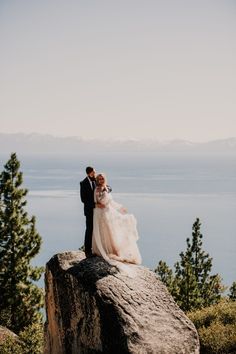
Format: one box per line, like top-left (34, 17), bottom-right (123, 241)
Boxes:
top-left (155, 218), bottom-right (224, 311)
top-left (154, 260), bottom-right (178, 294)
top-left (229, 281), bottom-right (236, 301)
top-left (0, 153), bottom-right (44, 333)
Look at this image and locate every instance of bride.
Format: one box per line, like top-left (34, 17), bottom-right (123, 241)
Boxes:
top-left (92, 173), bottom-right (142, 266)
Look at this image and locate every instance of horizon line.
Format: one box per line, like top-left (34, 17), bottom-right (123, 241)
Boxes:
top-left (1, 131), bottom-right (236, 144)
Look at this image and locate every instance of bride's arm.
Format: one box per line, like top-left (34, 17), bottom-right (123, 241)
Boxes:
top-left (94, 188), bottom-right (97, 203)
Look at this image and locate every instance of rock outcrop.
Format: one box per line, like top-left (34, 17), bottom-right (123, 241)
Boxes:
top-left (44, 251), bottom-right (200, 354)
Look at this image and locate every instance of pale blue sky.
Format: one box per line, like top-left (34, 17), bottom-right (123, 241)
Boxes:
top-left (0, 0), bottom-right (235, 141)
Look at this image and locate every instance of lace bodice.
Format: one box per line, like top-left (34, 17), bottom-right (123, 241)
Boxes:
top-left (94, 187), bottom-right (109, 204)
top-left (94, 187), bottom-right (122, 210)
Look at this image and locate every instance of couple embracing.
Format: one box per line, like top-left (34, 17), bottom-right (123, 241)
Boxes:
top-left (80, 166), bottom-right (141, 268)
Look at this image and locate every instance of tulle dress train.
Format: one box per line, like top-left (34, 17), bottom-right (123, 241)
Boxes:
top-left (92, 188), bottom-right (142, 271)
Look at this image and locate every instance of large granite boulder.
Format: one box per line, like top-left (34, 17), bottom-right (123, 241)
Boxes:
top-left (44, 251), bottom-right (199, 354)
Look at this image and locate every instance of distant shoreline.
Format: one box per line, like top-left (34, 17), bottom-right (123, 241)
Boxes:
top-left (0, 133), bottom-right (236, 155)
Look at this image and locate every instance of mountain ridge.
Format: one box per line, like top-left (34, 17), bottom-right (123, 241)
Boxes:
top-left (0, 133), bottom-right (236, 155)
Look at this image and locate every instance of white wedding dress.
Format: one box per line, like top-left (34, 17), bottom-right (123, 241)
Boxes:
top-left (92, 187), bottom-right (142, 270)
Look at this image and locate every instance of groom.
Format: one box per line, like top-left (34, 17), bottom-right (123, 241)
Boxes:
top-left (80, 166), bottom-right (97, 257)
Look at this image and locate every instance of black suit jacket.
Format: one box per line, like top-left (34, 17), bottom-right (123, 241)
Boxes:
top-left (80, 177), bottom-right (95, 216)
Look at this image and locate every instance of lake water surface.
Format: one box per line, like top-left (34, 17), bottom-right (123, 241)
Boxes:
top-left (1, 152), bottom-right (235, 288)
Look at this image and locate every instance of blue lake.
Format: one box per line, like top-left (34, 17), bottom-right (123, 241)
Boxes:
top-left (0, 152), bottom-right (235, 288)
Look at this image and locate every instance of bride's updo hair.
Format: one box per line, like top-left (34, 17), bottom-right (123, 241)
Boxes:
top-left (96, 173), bottom-right (107, 186)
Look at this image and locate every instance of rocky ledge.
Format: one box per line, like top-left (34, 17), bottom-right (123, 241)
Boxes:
top-left (44, 251), bottom-right (199, 354)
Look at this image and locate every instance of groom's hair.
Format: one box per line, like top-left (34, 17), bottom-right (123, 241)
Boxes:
top-left (86, 166), bottom-right (94, 174)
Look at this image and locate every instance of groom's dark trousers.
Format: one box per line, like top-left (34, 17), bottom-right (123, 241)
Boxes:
top-left (80, 177), bottom-right (95, 256)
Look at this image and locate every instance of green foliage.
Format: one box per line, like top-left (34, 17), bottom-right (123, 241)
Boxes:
top-left (188, 299), bottom-right (236, 353)
top-left (79, 244), bottom-right (85, 252)
top-left (155, 218), bottom-right (225, 311)
top-left (18, 321), bottom-right (44, 354)
top-left (154, 260), bottom-right (178, 297)
top-left (155, 260), bottom-right (173, 287)
top-left (0, 321), bottom-right (44, 354)
top-left (0, 153), bottom-right (44, 334)
top-left (229, 281), bottom-right (236, 301)
top-left (0, 335), bottom-right (23, 354)
top-left (188, 298), bottom-right (236, 328)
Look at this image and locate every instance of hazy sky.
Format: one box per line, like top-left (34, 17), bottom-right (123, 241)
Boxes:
top-left (0, 0), bottom-right (235, 141)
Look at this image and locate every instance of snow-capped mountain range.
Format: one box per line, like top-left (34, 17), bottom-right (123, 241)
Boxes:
top-left (0, 133), bottom-right (236, 155)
